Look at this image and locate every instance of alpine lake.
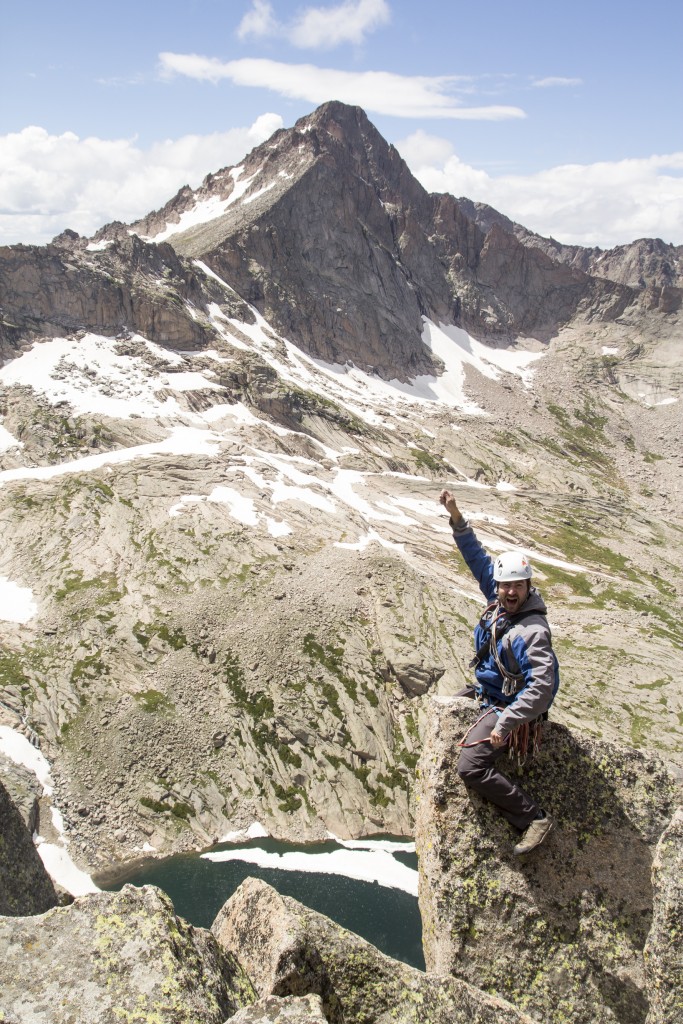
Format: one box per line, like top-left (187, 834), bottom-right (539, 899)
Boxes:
top-left (102, 834), bottom-right (425, 970)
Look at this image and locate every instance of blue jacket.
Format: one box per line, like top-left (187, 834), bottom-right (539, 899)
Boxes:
top-left (452, 517), bottom-right (559, 734)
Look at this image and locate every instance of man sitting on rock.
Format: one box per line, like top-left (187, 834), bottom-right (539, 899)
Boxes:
top-left (439, 489), bottom-right (560, 855)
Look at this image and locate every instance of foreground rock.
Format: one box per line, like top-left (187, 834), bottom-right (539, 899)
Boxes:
top-left (0, 773), bottom-right (58, 916)
top-left (0, 885), bottom-right (256, 1023)
top-left (230, 995), bottom-right (328, 1023)
top-left (644, 807), bottom-right (683, 1024)
top-left (212, 876), bottom-right (535, 1024)
top-left (416, 697), bottom-right (680, 1024)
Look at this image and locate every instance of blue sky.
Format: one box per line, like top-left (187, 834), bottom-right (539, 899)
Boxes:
top-left (1, 0), bottom-right (682, 248)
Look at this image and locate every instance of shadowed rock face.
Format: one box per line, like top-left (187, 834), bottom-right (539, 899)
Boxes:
top-left (211, 875), bottom-right (536, 1024)
top-left (0, 774), bottom-right (58, 917)
top-left (644, 808), bottom-right (683, 1024)
top-left (415, 697), bottom-right (680, 1024)
top-left (514, 231), bottom-right (683, 312)
top-left (0, 884), bottom-right (256, 1023)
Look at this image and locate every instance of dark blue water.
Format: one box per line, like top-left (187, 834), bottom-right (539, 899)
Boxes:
top-left (104, 836), bottom-right (425, 970)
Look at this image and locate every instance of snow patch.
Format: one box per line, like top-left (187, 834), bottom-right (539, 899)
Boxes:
top-left (0, 427), bottom-right (223, 488)
top-left (0, 727), bottom-right (54, 795)
top-left (266, 517), bottom-right (292, 537)
top-left (335, 529), bottom-right (406, 553)
top-left (0, 725), bottom-right (100, 895)
top-left (143, 166), bottom-right (262, 243)
top-left (34, 838), bottom-right (100, 896)
top-left (0, 577), bottom-right (37, 623)
top-left (0, 334), bottom-right (221, 421)
top-left (203, 842), bottom-right (418, 896)
top-left (220, 821), bottom-right (270, 843)
top-left (0, 424), bottom-right (23, 453)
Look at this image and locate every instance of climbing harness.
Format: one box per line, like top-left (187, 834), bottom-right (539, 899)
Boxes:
top-left (469, 602), bottom-right (536, 696)
top-left (457, 703), bottom-right (543, 765)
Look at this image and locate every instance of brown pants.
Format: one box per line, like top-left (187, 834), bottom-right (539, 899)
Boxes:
top-left (456, 706), bottom-right (540, 831)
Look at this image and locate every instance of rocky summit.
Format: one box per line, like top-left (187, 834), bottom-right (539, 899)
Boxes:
top-left (0, 100), bottom-right (681, 1022)
top-left (415, 697), bottom-right (680, 1024)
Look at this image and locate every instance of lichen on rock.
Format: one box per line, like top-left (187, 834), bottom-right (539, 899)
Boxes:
top-left (0, 884), bottom-right (256, 1023)
top-left (228, 994), bottom-right (329, 1023)
top-left (644, 807), bottom-right (683, 1024)
top-left (212, 875), bottom-right (535, 1023)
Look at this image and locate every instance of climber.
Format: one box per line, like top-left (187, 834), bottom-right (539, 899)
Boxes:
top-left (439, 489), bottom-right (560, 855)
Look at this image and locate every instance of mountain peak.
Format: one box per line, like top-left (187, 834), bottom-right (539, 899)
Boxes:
top-left (4, 102), bottom-right (680, 381)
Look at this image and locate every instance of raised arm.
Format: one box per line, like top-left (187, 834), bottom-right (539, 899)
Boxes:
top-left (439, 490), bottom-right (496, 603)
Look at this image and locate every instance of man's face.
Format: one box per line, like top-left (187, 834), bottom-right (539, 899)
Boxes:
top-left (497, 579), bottom-right (529, 614)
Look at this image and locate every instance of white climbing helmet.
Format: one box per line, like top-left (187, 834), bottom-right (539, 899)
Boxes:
top-left (493, 550), bottom-right (532, 582)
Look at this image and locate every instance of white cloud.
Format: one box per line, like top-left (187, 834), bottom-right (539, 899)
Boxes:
top-left (237, 0), bottom-right (279, 41)
top-left (158, 54), bottom-right (526, 121)
top-left (248, 112), bottom-right (285, 143)
top-left (398, 130), bottom-right (683, 247)
top-left (289, 0), bottom-right (391, 48)
top-left (237, 0), bottom-right (390, 48)
top-left (532, 77), bottom-right (583, 88)
top-left (0, 115), bottom-right (283, 247)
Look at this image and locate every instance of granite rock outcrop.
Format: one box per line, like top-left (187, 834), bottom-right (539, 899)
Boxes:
top-left (644, 807), bottom-right (683, 1024)
top-left (212, 875), bottom-right (536, 1024)
top-left (0, 884), bottom-right (256, 1023)
top-left (415, 696), bottom-right (681, 1024)
top-left (229, 995), bottom-right (329, 1024)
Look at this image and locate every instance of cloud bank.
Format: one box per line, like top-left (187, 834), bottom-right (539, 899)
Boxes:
top-left (531, 77), bottom-right (583, 88)
top-left (0, 116), bottom-right (283, 247)
top-left (398, 129), bottom-right (683, 247)
top-left (1, 116), bottom-right (681, 250)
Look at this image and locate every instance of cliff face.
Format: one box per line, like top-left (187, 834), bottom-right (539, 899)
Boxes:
top-left (128, 102), bottom-right (655, 377)
top-left (0, 230), bottom-right (254, 363)
top-left (415, 697), bottom-right (680, 1024)
top-left (0, 764), bottom-right (58, 916)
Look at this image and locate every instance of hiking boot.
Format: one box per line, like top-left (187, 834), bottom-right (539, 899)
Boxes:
top-left (513, 814), bottom-right (554, 855)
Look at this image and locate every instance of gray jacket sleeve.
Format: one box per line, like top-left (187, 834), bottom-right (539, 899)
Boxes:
top-left (495, 616), bottom-right (557, 733)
